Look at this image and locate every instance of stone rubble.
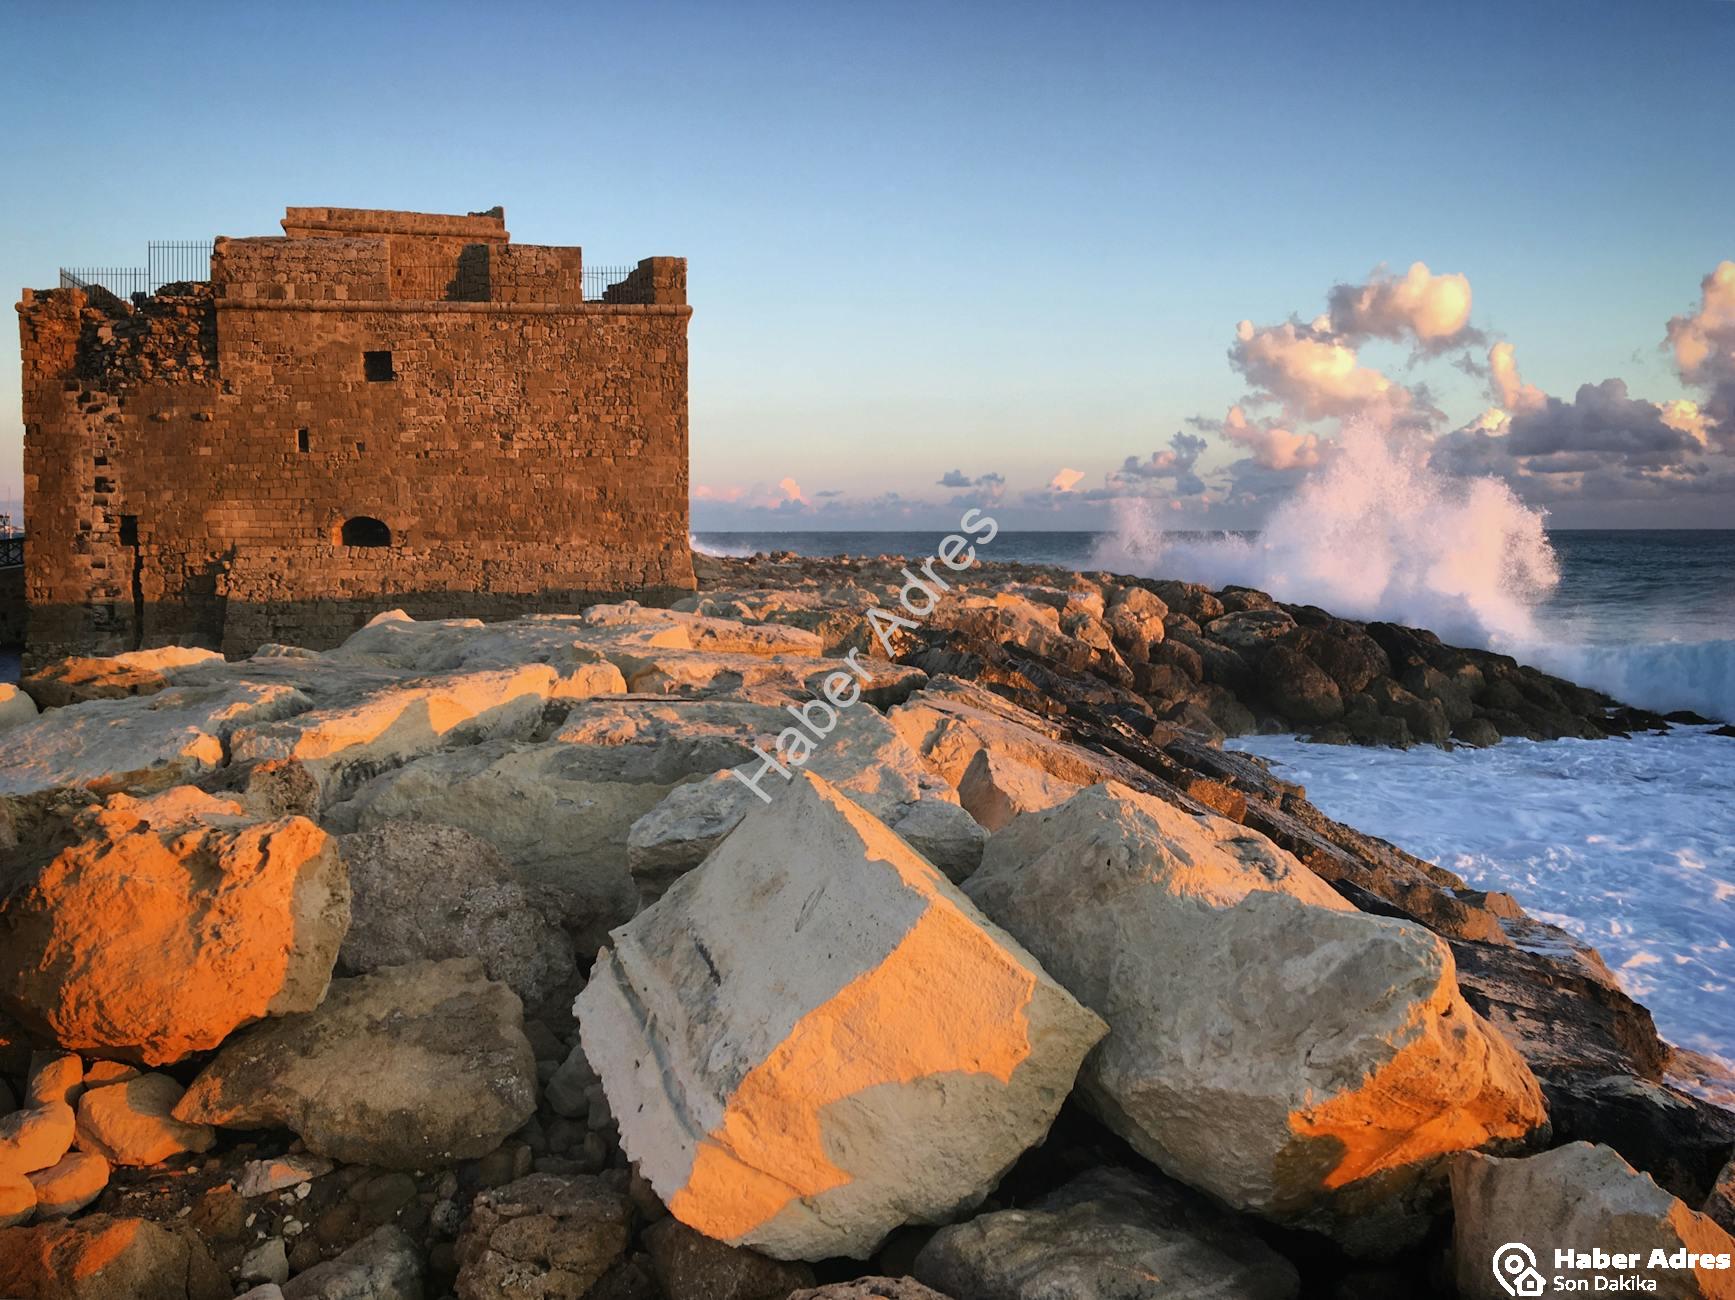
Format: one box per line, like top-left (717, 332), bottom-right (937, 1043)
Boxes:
top-left (0, 552), bottom-right (1725, 1296)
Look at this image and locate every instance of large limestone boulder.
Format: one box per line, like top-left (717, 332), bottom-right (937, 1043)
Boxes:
top-left (22, 647), bottom-right (225, 710)
top-left (578, 772), bottom-right (1106, 1261)
top-left (912, 1166), bottom-right (1299, 1300)
top-left (888, 678), bottom-right (1134, 794)
top-left (338, 821), bottom-right (575, 1007)
top-left (1453, 1143), bottom-right (1735, 1300)
top-left (963, 782), bottom-right (1548, 1254)
top-left (335, 696), bottom-right (946, 948)
top-left (956, 747), bottom-right (1082, 834)
top-left (229, 664), bottom-right (559, 805)
top-left (0, 680), bottom-right (309, 797)
top-left (0, 1214), bottom-right (228, 1299)
top-left (174, 959), bottom-right (536, 1169)
top-left (0, 788), bottom-right (348, 1065)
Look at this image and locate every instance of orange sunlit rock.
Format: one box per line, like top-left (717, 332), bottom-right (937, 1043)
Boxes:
top-left (578, 772), bottom-right (1105, 1261)
top-left (0, 788), bottom-right (349, 1065)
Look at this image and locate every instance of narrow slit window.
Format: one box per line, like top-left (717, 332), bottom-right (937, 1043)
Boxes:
top-left (297, 428), bottom-right (310, 454)
top-left (363, 350), bottom-right (395, 382)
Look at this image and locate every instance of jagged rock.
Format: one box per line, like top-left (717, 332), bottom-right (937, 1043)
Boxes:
top-left (27, 1152), bottom-right (109, 1217)
top-left (22, 647), bottom-right (225, 710)
top-left (642, 1218), bottom-right (816, 1299)
top-left (956, 747), bottom-right (1082, 833)
top-left (453, 1173), bottom-right (630, 1300)
top-left (912, 1166), bottom-right (1298, 1300)
top-left (964, 782), bottom-right (1547, 1255)
top-left (230, 664), bottom-right (560, 805)
top-left (74, 1075), bottom-right (213, 1167)
top-left (1452, 1143), bottom-right (1735, 1299)
top-left (1258, 643), bottom-right (1344, 723)
top-left (888, 678), bottom-right (1132, 792)
top-left (883, 797), bottom-right (986, 883)
top-left (578, 772), bottom-right (1107, 1260)
top-left (338, 821), bottom-right (574, 1006)
top-left (0, 684), bottom-right (39, 731)
top-left (280, 1224), bottom-right (423, 1300)
top-left (0, 1105), bottom-right (75, 1178)
top-left (1707, 1158), bottom-right (1735, 1234)
top-left (0, 1214), bottom-right (228, 1299)
top-left (0, 788), bottom-right (348, 1065)
top-left (1450, 935), bottom-right (1735, 1206)
top-left (175, 959), bottom-right (536, 1169)
top-left (545, 1043), bottom-right (599, 1121)
top-left (240, 1238), bottom-right (290, 1286)
top-left (235, 1154), bottom-right (335, 1199)
top-left (1206, 608), bottom-right (1297, 651)
top-left (788, 1281), bottom-right (953, 1300)
top-left (0, 679), bottom-right (309, 798)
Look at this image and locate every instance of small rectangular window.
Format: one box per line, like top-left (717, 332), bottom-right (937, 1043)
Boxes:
top-left (363, 350), bottom-right (395, 382)
top-left (297, 428), bottom-right (310, 453)
top-left (119, 515), bottom-right (139, 546)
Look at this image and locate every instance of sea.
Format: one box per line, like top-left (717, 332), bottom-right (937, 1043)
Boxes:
top-left (694, 526), bottom-right (1735, 1065)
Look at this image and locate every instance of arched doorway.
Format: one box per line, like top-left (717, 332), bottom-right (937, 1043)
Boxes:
top-left (338, 516), bottom-right (392, 547)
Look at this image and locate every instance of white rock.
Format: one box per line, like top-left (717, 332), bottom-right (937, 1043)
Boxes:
top-left (578, 771), bottom-right (1106, 1261)
top-left (0, 679), bottom-right (310, 797)
top-left (0, 1102), bottom-right (75, 1178)
top-left (964, 782), bottom-right (1548, 1255)
top-left (26, 1150), bottom-right (108, 1217)
top-left (957, 747), bottom-right (1083, 833)
top-left (1452, 1143), bottom-right (1735, 1299)
top-left (235, 1154), bottom-right (335, 1198)
top-left (230, 664), bottom-right (558, 805)
top-left (0, 683), bottom-right (38, 731)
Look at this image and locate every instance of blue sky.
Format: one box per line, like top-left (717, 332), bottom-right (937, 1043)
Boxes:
top-left (3, 0), bottom-right (1732, 530)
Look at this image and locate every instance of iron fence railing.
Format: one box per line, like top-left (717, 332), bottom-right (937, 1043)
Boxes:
top-left (55, 244), bottom-right (651, 304)
top-left (0, 536), bottom-right (23, 569)
top-left (58, 241), bottom-right (214, 300)
top-left (583, 265), bottom-right (638, 301)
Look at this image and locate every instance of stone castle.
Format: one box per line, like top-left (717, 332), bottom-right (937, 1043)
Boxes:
top-left (15, 206), bottom-right (694, 667)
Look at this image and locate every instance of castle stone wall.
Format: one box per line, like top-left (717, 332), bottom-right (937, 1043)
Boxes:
top-left (17, 207), bottom-right (692, 667)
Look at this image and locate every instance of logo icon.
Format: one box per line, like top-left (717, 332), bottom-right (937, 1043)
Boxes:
top-left (1493, 1242), bottom-right (1547, 1297)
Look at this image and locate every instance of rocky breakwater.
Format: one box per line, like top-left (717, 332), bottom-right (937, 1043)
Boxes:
top-left (0, 557), bottom-right (1725, 1299)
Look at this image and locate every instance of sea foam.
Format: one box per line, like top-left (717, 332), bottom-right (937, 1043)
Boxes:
top-left (1091, 423), bottom-right (1733, 720)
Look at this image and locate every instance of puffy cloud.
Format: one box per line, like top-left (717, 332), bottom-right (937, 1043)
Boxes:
top-left (1190, 406), bottom-right (1321, 472)
top-left (1488, 342), bottom-right (1544, 413)
top-left (1229, 318), bottom-right (1409, 422)
top-left (1665, 260), bottom-right (1735, 442)
top-left (1110, 431), bottom-right (1209, 496)
top-left (777, 476), bottom-right (805, 502)
top-left (937, 469), bottom-right (1006, 490)
top-left (1049, 467), bottom-right (1085, 493)
top-left (1327, 262), bottom-right (1478, 350)
top-left (1503, 379), bottom-right (1700, 470)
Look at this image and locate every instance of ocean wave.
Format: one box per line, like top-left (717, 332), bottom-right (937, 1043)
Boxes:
top-left (1529, 638), bottom-right (1735, 723)
top-left (1090, 423), bottom-right (1730, 720)
top-left (689, 533), bottom-right (759, 559)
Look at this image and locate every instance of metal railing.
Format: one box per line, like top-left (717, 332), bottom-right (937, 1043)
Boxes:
top-left (0, 536), bottom-right (23, 569)
top-left (583, 265), bottom-right (639, 301)
top-left (58, 241), bottom-right (214, 300)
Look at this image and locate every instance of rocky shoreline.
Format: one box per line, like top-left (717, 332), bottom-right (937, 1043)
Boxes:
top-left (0, 550), bottom-right (1731, 1299)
